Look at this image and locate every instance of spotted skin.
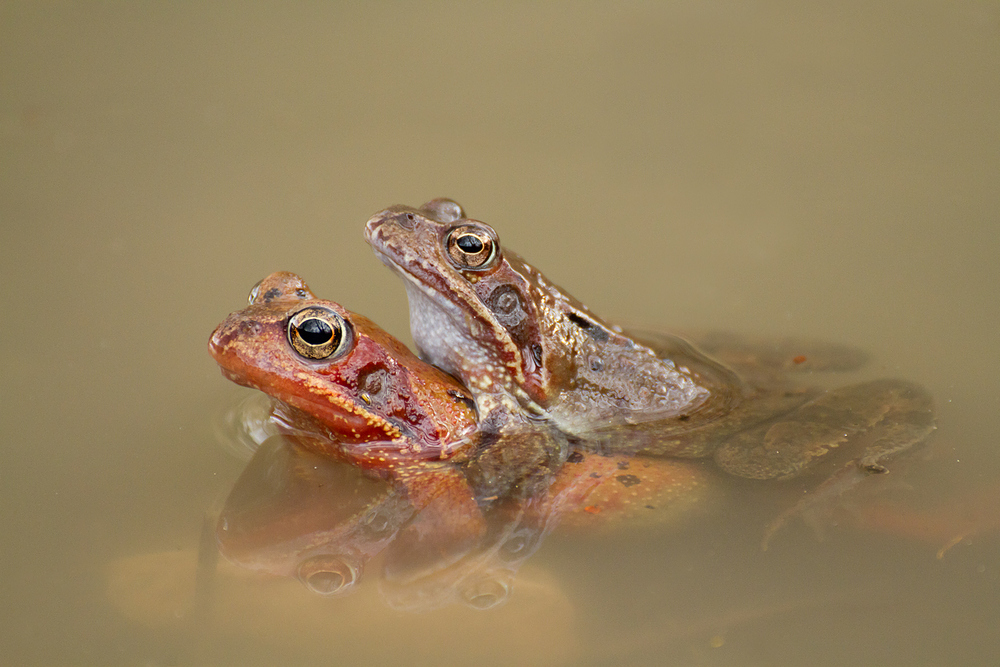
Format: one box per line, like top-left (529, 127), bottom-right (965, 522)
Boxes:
top-left (365, 200), bottom-right (936, 484)
top-left (210, 272), bottom-right (479, 466)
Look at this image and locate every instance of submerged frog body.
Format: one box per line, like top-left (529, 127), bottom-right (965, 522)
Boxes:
top-left (365, 200), bottom-right (936, 481)
top-left (217, 430), bottom-right (708, 609)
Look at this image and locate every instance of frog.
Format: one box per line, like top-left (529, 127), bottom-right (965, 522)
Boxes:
top-left (210, 271), bottom-right (586, 498)
top-left (209, 271), bottom-right (479, 466)
top-left (210, 271), bottom-right (491, 560)
top-left (209, 270), bottom-right (710, 506)
top-left (364, 199), bottom-right (936, 483)
top-left (210, 272), bottom-right (709, 607)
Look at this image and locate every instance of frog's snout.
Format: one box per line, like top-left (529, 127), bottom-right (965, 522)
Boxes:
top-left (208, 320), bottom-right (235, 365)
top-left (364, 206), bottom-right (412, 245)
top-left (209, 315), bottom-right (259, 364)
top-left (209, 317), bottom-right (265, 390)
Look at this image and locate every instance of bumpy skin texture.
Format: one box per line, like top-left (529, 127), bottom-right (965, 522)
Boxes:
top-left (365, 201), bottom-right (729, 437)
top-left (365, 200), bottom-right (936, 480)
top-left (209, 272), bottom-right (480, 466)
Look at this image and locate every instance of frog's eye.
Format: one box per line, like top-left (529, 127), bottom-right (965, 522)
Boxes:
top-left (445, 224), bottom-right (499, 271)
top-left (287, 307), bottom-right (352, 360)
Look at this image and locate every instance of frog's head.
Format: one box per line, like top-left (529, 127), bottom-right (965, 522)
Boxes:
top-left (209, 272), bottom-right (478, 463)
top-left (365, 200), bottom-right (622, 420)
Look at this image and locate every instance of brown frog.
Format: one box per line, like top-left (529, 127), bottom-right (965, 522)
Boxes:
top-left (210, 271), bottom-right (708, 504)
top-left (365, 199), bottom-right (936, 482)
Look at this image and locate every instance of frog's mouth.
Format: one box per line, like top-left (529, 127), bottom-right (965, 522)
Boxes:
top-left (209, 324), bottom-right (251, 386)
top-left (218, 365), bottom-right (254, 389)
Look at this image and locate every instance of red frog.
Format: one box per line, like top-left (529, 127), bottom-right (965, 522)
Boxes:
top-left (365, 200), bottom-right (936, 483)
top-left (210, 271), bottom-right (479, 466)
top-left (210, 271), bottom-right (489, 559)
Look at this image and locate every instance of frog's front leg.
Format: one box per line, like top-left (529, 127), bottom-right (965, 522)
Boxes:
top-left (713, 379), bottom-right (935, 480)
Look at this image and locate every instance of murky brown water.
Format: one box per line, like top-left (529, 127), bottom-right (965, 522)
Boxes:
top-left (2, 2), bottom-right (998, 665)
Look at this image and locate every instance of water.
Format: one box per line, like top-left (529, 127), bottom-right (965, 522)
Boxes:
top-left (2, 2), bottom-right (998, 664)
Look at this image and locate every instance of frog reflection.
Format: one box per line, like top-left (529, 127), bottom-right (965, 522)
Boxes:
top-left (215, 431), bottom-right (546, 609)
top-left (217, 435), bottom-right (412, 596)
top-left (216, 425), bottom-right (705, 610)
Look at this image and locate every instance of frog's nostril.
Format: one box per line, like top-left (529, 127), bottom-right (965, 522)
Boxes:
top-left (209, 318), bottom-right (261, 360)
top-left (397, 211), bottom-right (415, 230)
top-left (364, 208), bottom-right (420, 240)
top-left (208, 326), bottom-right (228, 358)
top-left (234, 320), bottom-right (262, 338)
top-left (379, 210), bottom-right (414, 231)
top-left (364, 211), bottom-right (390, 241)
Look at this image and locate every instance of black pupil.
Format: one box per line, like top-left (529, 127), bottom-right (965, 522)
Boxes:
top-left (456, 234), bottom-right (484, 254)
top-left (298, 318), bottom-right (333, 345)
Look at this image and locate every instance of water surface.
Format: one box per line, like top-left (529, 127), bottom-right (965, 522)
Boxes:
top-left (1, 2), bottom-right (998, 665)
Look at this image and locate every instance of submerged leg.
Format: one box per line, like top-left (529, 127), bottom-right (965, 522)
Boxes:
top-left (714, 379), bottom-right (935, 480)
top-left (712, 379), bottom-right (935, 548)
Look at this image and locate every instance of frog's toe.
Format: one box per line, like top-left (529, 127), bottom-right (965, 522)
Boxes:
top-left (761, 462), bottom-right (874, 550)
